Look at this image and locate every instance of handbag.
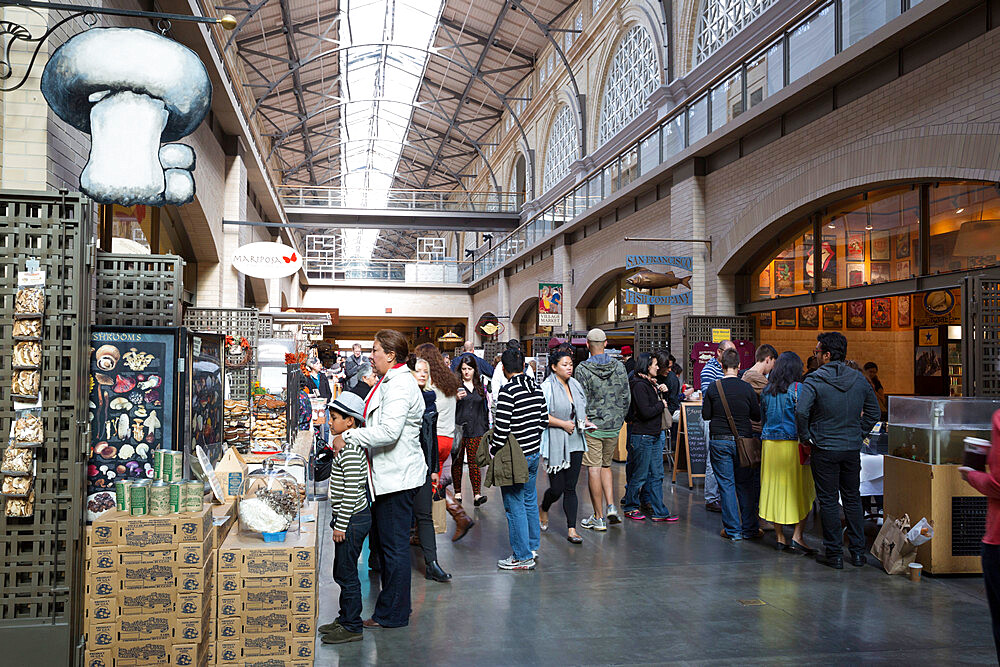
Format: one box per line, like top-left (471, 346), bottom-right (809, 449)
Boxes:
top-left (791, 382), bottom-right (811, 465)
top-left (716, 379), bottom-right (762, 468)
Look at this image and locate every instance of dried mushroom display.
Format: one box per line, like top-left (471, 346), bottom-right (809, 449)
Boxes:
top-left (1, 447), bottom-right (32, 475)
top-left (12, 369), bottom-right (39, 399)
top-left (13, 341), bottom-right (41, 369)
top-left (2, 475), bottom-right (31, 497)
top-left (6, 491), bottom-right (34, 517)
top-left (13, 411), bottom-right (43, 445)
top-left (12, 319), bottom-right (41, 339)
top-left (14, 287), bottom-right (44, 315)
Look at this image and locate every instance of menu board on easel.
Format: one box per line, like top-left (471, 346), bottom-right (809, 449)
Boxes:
top-left (672, 402), bottom-right (707, 489)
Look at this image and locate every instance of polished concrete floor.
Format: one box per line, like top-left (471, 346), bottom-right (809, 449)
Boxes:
top-left (313, 465), bottom-right (997, 666)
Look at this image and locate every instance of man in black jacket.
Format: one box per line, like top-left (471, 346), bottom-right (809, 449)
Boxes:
top-left (796, 332), bottom-right (880, 570)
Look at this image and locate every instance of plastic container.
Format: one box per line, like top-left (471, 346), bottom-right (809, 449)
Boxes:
top-left (888, 396), bottom-right (1000, 465)
top-left (261, 531), bottom-right (287, 543)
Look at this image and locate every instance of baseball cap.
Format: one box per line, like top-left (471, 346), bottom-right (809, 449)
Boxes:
top-left (586, 328), bottom-right (607, 343)
top-left (621, 345), bottom-right (633, 354)
top-left (328, 392), bottom-right (366, 425)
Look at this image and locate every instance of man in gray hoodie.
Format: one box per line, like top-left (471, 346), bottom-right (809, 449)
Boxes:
top-left (796, 332), bottom-right (880, 570)
top-left (575, 329), bottom-right (631, 531)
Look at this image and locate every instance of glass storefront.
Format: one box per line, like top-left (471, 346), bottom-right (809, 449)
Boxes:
top-left (751, 181), bottom-right (1000, 301)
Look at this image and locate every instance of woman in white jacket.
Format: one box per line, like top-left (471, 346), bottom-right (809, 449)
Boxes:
top-left (333, 329), bottom-right (426, 629)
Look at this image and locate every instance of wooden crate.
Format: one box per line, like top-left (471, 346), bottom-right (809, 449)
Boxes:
top-left (883, 456), bottom-right (985, 574)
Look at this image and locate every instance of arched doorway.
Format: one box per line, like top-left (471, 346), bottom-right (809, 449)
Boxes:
top-left (514, 154), bottom-right (526, 208)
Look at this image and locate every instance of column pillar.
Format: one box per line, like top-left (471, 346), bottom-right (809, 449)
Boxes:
top-left (669, 160), bottom-right (707, 362)
top-left (553, 237), bottom-right (575, 332)
top-left (220, 143), bottom-right (247, 308)
top-left (498, 271), bottom-right (511, 340)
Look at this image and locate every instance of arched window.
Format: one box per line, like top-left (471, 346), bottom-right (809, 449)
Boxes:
top-left (598, 25), bottom-right (660, 147)
top-left (695, 0), bottom-right (778, 64)
top-left (542, 105), bottom-right (579, 193)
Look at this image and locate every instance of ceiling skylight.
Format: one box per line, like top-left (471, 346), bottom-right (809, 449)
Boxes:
top-left (339, 0), bottom-right (443, 259)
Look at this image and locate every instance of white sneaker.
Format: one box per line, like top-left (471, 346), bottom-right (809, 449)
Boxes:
top-left (606, 505), bottom-right (622, 524)
top-left (581, 515), bottom-right (607, 531)
top-left (498, 556), bottom-right (536, 570)
top-left (531, 550), bottom-right (538, 559)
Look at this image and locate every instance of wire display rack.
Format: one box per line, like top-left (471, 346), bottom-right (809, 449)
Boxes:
top-left (0, 190), bottom-right (90, 664)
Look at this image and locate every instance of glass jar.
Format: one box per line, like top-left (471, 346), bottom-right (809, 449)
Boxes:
top-left (237, 459), bottom-right (301, 539)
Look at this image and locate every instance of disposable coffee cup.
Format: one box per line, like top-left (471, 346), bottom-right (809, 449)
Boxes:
top-left (963, 437), bottom-right (991, 471)
top-left (908, 562), bottom-right (923, 582)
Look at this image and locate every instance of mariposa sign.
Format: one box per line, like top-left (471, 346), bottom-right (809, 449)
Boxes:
top-left (232, 242), bottom-right (302, 279)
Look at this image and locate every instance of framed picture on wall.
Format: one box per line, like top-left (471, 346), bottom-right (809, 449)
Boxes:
top-left (759, 267), bottom-right (772, 297)
top-left (847, 233), bottom-right (865, 261)
top-left (847, 263), bottom-right (865, 287)
top-left (847, 300), bottom-right (867, 329)
top-left (915, 346), bottom-right (943, 377)
top-left (870, 231), bottom-right (890, 261)
top-left (896, 233), bottom-right (911, 259)
top-left (822, 303), bottom-right (843, 329)
top-left (896, 259), bottom-right (911, 279)
top-left (871, 298), bottom-right (892, 329)
top-left (870, 262), bottom-right (891, 284)
top-left (759, 311), bottom-right (772, 328)
top-left (898, 295), bottom-right (911, 327)
top-left (776, 308), bottom-right (797, 328)
top-left (798, 305), bottom-right (819, 329)
top-left (774, 260), bottom-right (795, 295)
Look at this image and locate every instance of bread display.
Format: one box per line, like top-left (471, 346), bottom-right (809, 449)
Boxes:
top-left (13, 341), bottom-right (41, 368)
top-left (1, 447), bottom-right (32, 475)
top-left (14, 287), bottom-right (44, 315)
top-left (12, 319), bottom-right (41, 339)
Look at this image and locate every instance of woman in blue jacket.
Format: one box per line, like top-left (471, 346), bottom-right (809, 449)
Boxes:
top-left (760, 351), bottom-right (816, 554)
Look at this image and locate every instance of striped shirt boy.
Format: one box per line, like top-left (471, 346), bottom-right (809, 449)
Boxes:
top-left (329, 441), bottom-right (369, 532)
top-left (491, 373), bottom-right (547, 456)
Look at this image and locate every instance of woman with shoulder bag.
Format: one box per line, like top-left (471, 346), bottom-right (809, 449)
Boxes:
top-left (702, 348), bottom-right (762, 541)
top-left (760, 351), bottom-right (817, 554)
top-left (538, 350), bottom-right (590, 544)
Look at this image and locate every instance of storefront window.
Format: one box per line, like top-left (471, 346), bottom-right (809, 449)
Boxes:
top-left (821, 185), bottom-right (919, 291)
top-left (751, 220), bottom-right (813, 301)
top-left (929, 182), bottom-right (1000, 274)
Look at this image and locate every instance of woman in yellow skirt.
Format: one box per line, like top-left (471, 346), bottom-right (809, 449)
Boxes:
top-left (760, 352), bottom-right (817, 554)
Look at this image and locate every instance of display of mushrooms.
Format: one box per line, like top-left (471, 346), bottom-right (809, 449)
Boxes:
top-left (40, 28), bottom-right (212, 206)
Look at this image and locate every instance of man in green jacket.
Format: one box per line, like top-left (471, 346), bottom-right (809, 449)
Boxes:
top-left (574, 329), bottom-right (631, 531)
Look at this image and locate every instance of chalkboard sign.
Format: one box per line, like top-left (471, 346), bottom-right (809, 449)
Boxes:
top-left (672, 401), bottom-right (707, 488)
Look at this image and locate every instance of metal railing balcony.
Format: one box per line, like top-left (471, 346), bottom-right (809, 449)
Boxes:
top-left (304, 257), bottom-right (470, 284)
top-left (279, 186), bottom-right (524, 213)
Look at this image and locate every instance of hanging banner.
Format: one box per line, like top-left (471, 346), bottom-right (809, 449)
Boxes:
top-left (232, 242), bottom-right (302, 279)
top-left (623, 289), bottom-right (692, 305)
top-left (538, 283), bottom-right (563, 327)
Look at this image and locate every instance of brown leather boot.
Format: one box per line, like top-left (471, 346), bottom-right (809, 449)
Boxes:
top-left (445, 490), bottom-right (475, 542)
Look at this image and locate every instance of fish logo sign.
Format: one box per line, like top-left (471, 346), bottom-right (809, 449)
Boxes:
top-left (623, 254), bottom-right (694, 306)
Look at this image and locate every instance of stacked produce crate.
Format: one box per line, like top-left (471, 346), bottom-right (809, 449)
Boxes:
top-left (213, 507), bottom-right (318, 666)
top-left (84, 505), bottom-right (215, 666)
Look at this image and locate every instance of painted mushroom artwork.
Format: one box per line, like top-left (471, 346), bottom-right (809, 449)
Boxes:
top-left (40, 28), bottom-right (212, 206)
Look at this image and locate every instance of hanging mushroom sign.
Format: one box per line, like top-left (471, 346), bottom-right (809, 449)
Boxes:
top-left (40, 28), bottom-right (212, 206)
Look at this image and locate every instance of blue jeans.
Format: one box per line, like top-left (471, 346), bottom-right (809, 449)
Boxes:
top-left (621, 433), bottom-right (672, 517)
top-left (709, 437), bottom-right (760, 539)
top-left (500, 452), bottom-right (541, 561)
top-left (331, 508), bottom-right (371, 633)
top-left (703, 420), bottom-right (719, 502)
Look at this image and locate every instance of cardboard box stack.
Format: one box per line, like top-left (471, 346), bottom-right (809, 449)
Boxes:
top-left (84, 505), bottom-right (216, 667)
top-left (213, 504), bottom-right (318, 667)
